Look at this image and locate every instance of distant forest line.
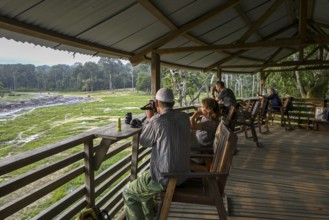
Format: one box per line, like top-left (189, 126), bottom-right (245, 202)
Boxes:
top-left (2, 45), bottom-right (329, 100)
top-left (0, 57), bottom-right (264, 99)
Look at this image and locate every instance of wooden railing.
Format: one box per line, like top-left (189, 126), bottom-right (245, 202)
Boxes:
top-left (0, 106), bottom-right (196, 220)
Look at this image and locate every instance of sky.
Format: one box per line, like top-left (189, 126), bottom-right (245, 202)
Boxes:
top-left (0, 38), bottom-right (101, 66)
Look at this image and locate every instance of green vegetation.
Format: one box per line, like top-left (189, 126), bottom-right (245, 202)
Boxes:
top-left (0, 90), bottom-right (150, 158)
top-left (0, 90), bottom-right (155, 219)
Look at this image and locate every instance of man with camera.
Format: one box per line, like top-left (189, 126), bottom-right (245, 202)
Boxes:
top-left (210, 80), bottom-right (237, 114)
top-left (122, 88), bottom-right (191, 220)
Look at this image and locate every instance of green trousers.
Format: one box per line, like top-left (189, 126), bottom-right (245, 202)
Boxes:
top-left (122, 171), bottom-right (164, 220)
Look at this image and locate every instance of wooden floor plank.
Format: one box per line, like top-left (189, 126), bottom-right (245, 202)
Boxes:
top-left (164, 125), bottom-right (329, 219)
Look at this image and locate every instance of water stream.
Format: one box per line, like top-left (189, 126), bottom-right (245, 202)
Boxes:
top-left (0, 94), bottom-right (91, 122)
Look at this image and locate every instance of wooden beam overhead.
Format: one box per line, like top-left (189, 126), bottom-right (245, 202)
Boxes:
top-left (310, 21), bottom-right (329, 30)
top-left (298, 0), bottom-right (307, 41)
top-left (286, 0), bottom-right (297, 24)
top-left (154, 38), bottom-right (307, 54)
top-left (237, 0), bottom-right (285, 43)
top-left (129, 0), bottom-right (240, 65)
top-left (205, 22), bottom-right (298, 72)
top-left (220, 59), bottom-right (329, 69)
top-left (265, 48), bottom-right (284, 64)
top-left (234, 5), bottom-right (263, 41)
top-left (204, 50), bottom-right (246, 72)
top-left (0, 16), bottom-right (133, 59)
top-left (262, 65), bottom-right (329, 72)
top-left (155, 34), bottom-right (329, 55)
top-left (138, 0), bottom-right (269, 71)
top-left (137, 0), bottom-right (207, 46)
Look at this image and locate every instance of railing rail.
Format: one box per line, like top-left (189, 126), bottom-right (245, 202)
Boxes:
top-left (0, 106), bottom-right (196, 219)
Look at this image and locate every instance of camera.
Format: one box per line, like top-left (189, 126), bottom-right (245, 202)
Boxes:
top-left (140, 100), bottom-right (157, 112)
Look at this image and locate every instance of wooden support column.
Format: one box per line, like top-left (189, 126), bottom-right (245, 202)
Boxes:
top-left (84, 139), bottom-right (95, 208)
top-left (130, 133), bottom-right (140, 181)
top-left (151, 53), bottom-right (161, 96)
top-left (217, 67), bottom-right (222, 81)
top-left (260, 71), bottom-right (266, 95)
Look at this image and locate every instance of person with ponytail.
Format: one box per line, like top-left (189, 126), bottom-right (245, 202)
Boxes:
top-left (190, 98), bottom-right (220, 149)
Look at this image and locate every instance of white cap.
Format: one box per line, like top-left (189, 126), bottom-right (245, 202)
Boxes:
top-left (155, 88), bottom-right (174, 102)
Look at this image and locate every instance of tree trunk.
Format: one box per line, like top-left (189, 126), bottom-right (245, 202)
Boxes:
top-left (293, 54), bottom-right (307, 97)
top-left (306, 70), bottom-right (329, 98)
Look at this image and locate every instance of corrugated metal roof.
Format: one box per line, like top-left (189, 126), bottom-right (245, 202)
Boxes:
top-left (1, 0), bottom-right (329, 73)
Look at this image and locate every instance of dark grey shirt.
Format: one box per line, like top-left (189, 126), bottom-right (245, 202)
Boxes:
top-left (140, 108), bottom-right (191, 186)
top-left (217, 88), bottom-right (237, 107)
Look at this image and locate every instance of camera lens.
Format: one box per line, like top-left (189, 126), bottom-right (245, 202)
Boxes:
top-left (125, 112), bottom-right (132, 124)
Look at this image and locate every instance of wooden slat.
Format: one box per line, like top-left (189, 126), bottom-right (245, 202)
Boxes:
top-left (0, 134), bottom-right (93, 175)
top-left (0, 152), bottom-right (83, 197)
top-left (226, 125), bottom-right (329, 220)
top-left (164, 125), bottom-right (329, 219)
top-left (0, 167), bottom-right (84, 219)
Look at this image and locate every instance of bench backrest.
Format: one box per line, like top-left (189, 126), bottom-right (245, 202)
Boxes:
top-left (259, 98), bottom-right (269, 116)
top-left (211, 122), bottom-right (238, 194)
top-left (251, 100), bottom-right (261, 117)
top-left (223, 105), bottom-right (237, 131)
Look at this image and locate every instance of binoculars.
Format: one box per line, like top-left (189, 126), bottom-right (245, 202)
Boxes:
top-left (140, 100), bottom-right (157, 112)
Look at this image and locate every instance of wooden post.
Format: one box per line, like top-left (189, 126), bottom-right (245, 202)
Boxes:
top-left (217, 67), bottom-right (222, 81)
top-left (260, 71), bottom-right (266, 95)
top-left (151, 53), bottom-right (161, 96)
top-left (130, 133), bottom-right (140, 180)
top-left (84, 139), bottom-right (95, 208)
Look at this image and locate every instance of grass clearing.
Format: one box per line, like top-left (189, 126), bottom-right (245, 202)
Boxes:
top-left (0, 90), bottom-right (201, 219)
top-left (0, 90), bottom-right (152, 158)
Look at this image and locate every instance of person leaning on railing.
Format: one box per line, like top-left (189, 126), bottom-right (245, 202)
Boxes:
top-left (122, 88), bottom-right (191, 220)
top-left (210, 80), bottom-right (237, 115)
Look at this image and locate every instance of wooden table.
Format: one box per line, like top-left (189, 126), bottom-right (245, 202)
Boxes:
top-left (93, 123), bottom-right (143, 180)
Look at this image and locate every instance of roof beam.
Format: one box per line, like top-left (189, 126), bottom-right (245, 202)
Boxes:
top-left (286, 0), bottom-right (297, 24)
top-left (129, 0), bottom-right (240, 65)
top-left (262, 65), bottom-right (329, 72)
top-left (155, 34), bottom-right (329, 54)
top-left (138, 0), bottom-right (258, 67)
top-left (154, 38), bottom-right (308, 54)
top-left (299, 0), bottom-right (308, 42)
top-left (310, 21), bottom-right (329, 30)
top-left (0, 15), bottom-right (133, 58)
top-left (265, 48), bottom-right (284, 64)
top-left (234, 5), bottom-right (263, 41)
top-left (219, 59), bottom-right (329, 69)
top-left (204, 22), bottom-right (298, 72)
top-left (237, 0), bottom-right (285, 43)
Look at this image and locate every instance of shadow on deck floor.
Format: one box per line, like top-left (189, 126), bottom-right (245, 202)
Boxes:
top-left (165, 125), bottom-right (329, 220)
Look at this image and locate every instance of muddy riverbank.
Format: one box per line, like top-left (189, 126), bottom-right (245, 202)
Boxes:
top-left (0, 94), bottom-right (92, 121)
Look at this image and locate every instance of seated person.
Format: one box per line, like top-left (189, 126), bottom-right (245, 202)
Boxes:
top-left (258, 88), bottom-right (282, 112)
top-left (211, 80), bottom-right (237, 114)
top-left (190, 98), bottom-right (220, 149)
top-left (122, 88), bottom-right (191, 220)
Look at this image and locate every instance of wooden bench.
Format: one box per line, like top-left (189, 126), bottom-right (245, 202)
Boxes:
top-left (158, 122), bottom-right (238, 220)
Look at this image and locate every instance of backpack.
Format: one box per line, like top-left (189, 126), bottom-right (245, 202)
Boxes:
top-left (77, 207), bottom-right (110, 220)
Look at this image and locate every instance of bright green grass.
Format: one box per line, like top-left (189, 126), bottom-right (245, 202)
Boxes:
top-left (0, 90), bottom-right (155, 219)
top-left (0, 90), bottom-right (200, 219)
top-left (0, 90), bottom-right (152, 158)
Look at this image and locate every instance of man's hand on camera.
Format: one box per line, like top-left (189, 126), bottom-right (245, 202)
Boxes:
top-left (145, 109), bottom-right (155, 119)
